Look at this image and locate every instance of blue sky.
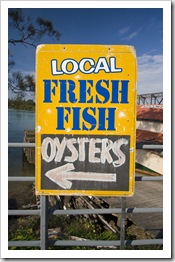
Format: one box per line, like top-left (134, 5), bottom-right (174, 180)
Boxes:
top-left (8, 7), bottom-right (163, 97)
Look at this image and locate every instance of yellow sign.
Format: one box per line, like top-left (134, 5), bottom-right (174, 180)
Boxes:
top-left (35, 44), bottom-right (137, 196)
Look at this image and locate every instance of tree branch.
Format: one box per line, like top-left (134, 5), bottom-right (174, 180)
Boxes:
top-left (8, 8), bottom-right (60, 96)
top-left (8, 9), bottom-right (61, 49)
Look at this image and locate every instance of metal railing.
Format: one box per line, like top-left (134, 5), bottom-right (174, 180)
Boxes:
top-left (8, 143), bottom-right (163, 250)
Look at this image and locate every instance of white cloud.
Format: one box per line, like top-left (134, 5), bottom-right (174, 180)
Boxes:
top-left (123, 31), bottom-right (138, 41)
top-left (122, 27), bottom-right (142, 41)
top-left (118, 26), bottom-right (130, 36)
top-left (138, 54), bottom-right (163, 94)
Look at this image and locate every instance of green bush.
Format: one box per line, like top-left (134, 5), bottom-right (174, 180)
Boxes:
top-left (8, 98), bottom-right (35, 111)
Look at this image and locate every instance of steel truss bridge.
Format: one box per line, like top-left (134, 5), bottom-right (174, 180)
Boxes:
top-left (137, 92), bottom-right (163, 105)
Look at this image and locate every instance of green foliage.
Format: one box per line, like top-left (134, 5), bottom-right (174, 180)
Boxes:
top-left (8, 216), bottom-right (40, 250)
top-left (8, 98), bottom-right (35, 111)
top-left (8, 215), bottom-right (163, 250)
top-left (50, 216), bottom-right (117, 241)
top-left (47, 216), bottom-right (117, 250)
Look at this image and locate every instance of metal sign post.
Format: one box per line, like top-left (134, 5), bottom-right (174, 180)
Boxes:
top-left (120, 197), bottom-right (126, 250)
top-left (40, 196), bottom-right (48, 250)
top-left (35, 44), bottom-right (137, 196)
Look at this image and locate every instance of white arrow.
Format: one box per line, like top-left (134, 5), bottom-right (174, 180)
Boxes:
top-left (45, 163), bottom-right (116, 189)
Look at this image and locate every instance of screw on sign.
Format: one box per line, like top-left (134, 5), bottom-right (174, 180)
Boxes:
top-left (35, 44), bottom-right (137, 196)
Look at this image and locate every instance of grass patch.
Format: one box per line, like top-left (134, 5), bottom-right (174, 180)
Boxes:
top-left (8, 215), bottom-right (163, 250)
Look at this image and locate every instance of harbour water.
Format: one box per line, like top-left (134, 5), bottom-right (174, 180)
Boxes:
top-left (8, 109), bottom-right (36, 208)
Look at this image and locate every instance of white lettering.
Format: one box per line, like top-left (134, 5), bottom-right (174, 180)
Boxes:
top-left (110, 57), bottom-right (122, 72)
top-left (79, 58), bottom-right (95, 74)
top-left (54, 137), bottom-right (67, 162)
top-left (51, 57), bottom-right (122, 75)
top-left (61, 59), bottom-right (78, 75)
top-left (41, 136), bottom-right (128, 167)
top-left (42, 137), bottom-right (56, 162)
top-left (94, 58), bottom-right (110, 73)
top-left (89, 138), bottom-right (101, 163)
top-left (112, 138), bottom-right (128, 167)
top-left (77, 137), bottom-right (89, 161)
top-left (51, 59), bottom-right (63, 75)
top-left (64, 138), bottom-right (78, 162)
top-left (101, 139), bottom-right (113, 164)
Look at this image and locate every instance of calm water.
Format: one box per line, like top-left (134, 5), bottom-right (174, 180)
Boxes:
top-left (8, 109), bottom-right (35, 176)
top-left (8, 109), bottom-right (35, 207)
